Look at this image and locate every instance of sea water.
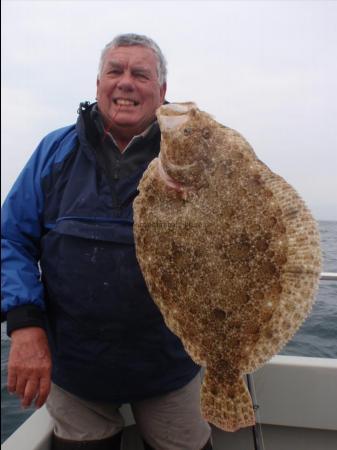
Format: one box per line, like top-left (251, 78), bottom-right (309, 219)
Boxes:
top-left (1, 221), bottom-right (336, 443)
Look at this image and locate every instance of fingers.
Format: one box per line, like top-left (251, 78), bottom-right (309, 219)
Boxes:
top-left (8, 370), bottom-right (52, 408)
top-left (7, 369), bottom-right (17, 394)
top-left (15, 374), bottom-right (29, 399)
top-left (8, 374), bottom-right (51, 409)
top-left (8, 370), bottom-right (37, 408)
top-left (35, 376), bottom-right (51, 408)
top-left (21, 378), bottom-right (39, 408)
top-left (7, 327), bottom-right (52, 408)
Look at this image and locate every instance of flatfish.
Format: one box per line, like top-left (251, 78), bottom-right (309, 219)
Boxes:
top-left (133, 102), bottom-right (321, 431)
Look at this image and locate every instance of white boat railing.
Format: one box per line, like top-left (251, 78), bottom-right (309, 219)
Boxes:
top-left (320, 272), bottom-right (337, 281)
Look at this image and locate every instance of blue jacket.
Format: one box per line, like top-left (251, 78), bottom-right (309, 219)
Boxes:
top-left (1, 102), bottom-right (200, 402)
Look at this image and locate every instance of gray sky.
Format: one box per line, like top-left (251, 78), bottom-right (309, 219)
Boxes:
top-left (2, 0), bottom-right (337, 220)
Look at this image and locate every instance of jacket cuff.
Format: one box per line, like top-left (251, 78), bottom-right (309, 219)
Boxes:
top-left (6, 305), bottom-right (47, 336)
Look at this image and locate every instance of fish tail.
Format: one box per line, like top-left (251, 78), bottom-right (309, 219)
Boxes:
top-left (201, 370), bottom-right (255, 432)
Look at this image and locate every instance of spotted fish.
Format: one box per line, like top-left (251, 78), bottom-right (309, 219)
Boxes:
top-left (133, 102), bottom-right (321, 431)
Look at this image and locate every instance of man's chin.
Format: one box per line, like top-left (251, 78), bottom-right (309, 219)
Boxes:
top-left (113, 116), bottom-right (154, 132)
top-left (110, 112), bottom-right (139, 126)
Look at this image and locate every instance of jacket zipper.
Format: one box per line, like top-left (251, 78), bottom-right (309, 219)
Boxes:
top-left (114, 159), bottom-right (120, 180)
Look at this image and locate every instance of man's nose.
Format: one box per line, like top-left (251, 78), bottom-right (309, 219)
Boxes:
top-left (116, 72), bottom-right (134, 91)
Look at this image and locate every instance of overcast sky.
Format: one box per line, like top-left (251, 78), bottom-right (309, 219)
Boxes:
top-left (2, 0), bottom-right (337, 220)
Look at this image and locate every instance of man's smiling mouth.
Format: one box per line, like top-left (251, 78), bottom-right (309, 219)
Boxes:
top-left (114, 98), bottom-right (139, 106)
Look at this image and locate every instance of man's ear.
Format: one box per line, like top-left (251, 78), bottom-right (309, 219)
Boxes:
top-left (160, 82), bottom-right (167, 104)
top-left (96, 77), bottom-right (100, 100)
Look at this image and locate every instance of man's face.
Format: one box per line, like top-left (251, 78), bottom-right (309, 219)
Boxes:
top-left (96, 45), bottom-right (166, 137)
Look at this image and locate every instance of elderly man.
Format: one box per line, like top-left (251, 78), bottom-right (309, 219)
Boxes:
top-left (2, 34), bottom-right (213, 449)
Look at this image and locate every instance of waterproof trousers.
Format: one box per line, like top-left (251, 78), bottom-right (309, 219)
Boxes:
top-left (47, 372), bottom-right (212, 450)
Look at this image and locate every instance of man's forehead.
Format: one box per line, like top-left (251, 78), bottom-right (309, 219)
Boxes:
top-left (104, 45), bottom-right (157, 68)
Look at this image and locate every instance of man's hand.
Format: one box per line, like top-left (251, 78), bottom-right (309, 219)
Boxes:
top-left (7, 327), bottom-right (52, 409)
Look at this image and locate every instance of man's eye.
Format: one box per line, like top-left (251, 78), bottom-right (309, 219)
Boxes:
top-left (134, 72), bottom-right (149, 80)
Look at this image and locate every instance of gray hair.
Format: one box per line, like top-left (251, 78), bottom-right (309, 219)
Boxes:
top-left (98, 33), bottom-right (167, 86)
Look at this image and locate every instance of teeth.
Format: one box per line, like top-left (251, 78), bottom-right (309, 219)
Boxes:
top-left (115, 99), bottom-right (137, 106)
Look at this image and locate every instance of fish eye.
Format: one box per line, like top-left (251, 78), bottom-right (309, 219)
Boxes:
top-left (202, 127), bottom-right (211, 139)
top-left (183, 128), bottom-right (192, 136)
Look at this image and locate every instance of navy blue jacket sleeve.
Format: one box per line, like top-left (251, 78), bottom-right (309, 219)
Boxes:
top-left (1, 125), bottom-right (77, 335)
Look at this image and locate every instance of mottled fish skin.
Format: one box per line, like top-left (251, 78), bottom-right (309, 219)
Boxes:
top-left (133, 102), bottom-right (322, 432)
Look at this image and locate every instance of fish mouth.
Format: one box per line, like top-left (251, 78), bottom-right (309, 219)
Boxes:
top-left (156, 102), bottom-right (197, 131)
top-left (156, 102), bottom-right (201, 195)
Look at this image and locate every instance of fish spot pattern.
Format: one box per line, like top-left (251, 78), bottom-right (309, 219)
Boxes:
top-left (133, 102), bottom-right (322, 432)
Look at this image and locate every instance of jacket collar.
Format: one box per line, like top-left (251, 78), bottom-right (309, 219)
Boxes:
top-left (90, 104), bottom-right (159, 153)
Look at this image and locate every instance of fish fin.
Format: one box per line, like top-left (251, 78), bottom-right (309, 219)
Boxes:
top-left (201, 369), bottom-right (255, 432)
